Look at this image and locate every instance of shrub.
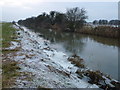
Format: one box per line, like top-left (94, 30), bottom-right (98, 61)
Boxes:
top-left (68, 54), bottom-right (85, 68)
top-left (85, 70), bottom-right (105, 84)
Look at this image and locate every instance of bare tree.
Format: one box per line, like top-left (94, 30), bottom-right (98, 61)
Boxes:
top-left (66, 7), bottom-right (88, 32)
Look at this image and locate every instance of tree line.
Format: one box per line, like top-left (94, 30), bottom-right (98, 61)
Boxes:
top-left (17, 7), bottom-right (119, 38)
top-left (18, 7), bottom-right (87, 32)
top-left (93, 20), bottom-right (120, 26)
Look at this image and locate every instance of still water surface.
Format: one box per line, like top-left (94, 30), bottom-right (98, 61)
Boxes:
top-left (34, 29), bottom-right (118, 80)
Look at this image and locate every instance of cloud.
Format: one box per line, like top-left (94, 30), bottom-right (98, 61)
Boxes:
top-left (0, 0), bottom-right (119, 5)
top-left (1, 0), bottom-right (43, 8)
top-left (1, 1), bottom-right (118, 22)
top-left (0, 0), bottom-right (119, 9)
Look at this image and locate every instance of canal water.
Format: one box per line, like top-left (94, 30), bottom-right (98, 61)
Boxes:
top-left (34, 28), bottom-right (118, 80)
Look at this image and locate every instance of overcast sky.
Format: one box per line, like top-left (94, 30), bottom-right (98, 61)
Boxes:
top-left (0, 0), bottom-right (119, 22)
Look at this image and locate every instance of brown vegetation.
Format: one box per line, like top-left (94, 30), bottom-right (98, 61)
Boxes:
top-left (68, 54), bottom-right (85, 68)
top-left (77, 26), bottom-right (119, 38)
top-left (2, 60), bottom-right (21, 88)
top-left (76, 69), bottom-right (120, 89)
top-left (84, 70), bottom-right (104, 84)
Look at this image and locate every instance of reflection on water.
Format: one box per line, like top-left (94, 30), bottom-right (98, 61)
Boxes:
top-left (34, 28), bottom-right (118, 80)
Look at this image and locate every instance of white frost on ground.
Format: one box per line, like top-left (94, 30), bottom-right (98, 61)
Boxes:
top-left (5, 41), bottom-right (20, 50)
top-left (11, 25), bottom-right (99, 88)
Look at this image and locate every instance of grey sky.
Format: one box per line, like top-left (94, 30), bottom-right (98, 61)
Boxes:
top-left (1, 0), bottom-right (119, 22)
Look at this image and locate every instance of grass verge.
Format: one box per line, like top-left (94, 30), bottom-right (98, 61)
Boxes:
top-left (2, 60), bottom-right (21, 88)
top-left (2, 23), bottom-right (18, 48)
top-left (1, 22), bottom-right (21, 88)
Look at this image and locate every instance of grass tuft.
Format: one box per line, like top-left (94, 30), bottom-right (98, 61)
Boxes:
top-left (68, 54), bottom-right (85, 68)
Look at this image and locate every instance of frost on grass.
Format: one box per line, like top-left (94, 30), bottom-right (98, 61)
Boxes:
top-left (11, 25), bottom-right (100, 88)
top-left (11, 24), bottom-right (119, 89)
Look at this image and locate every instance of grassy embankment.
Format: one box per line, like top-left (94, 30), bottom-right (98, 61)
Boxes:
top-left (1, 23), bottom-right (68, 89)
top-left (77, 26), bottom-right (119, 38)
top-left (1, 23), bottom-right (21, 88)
